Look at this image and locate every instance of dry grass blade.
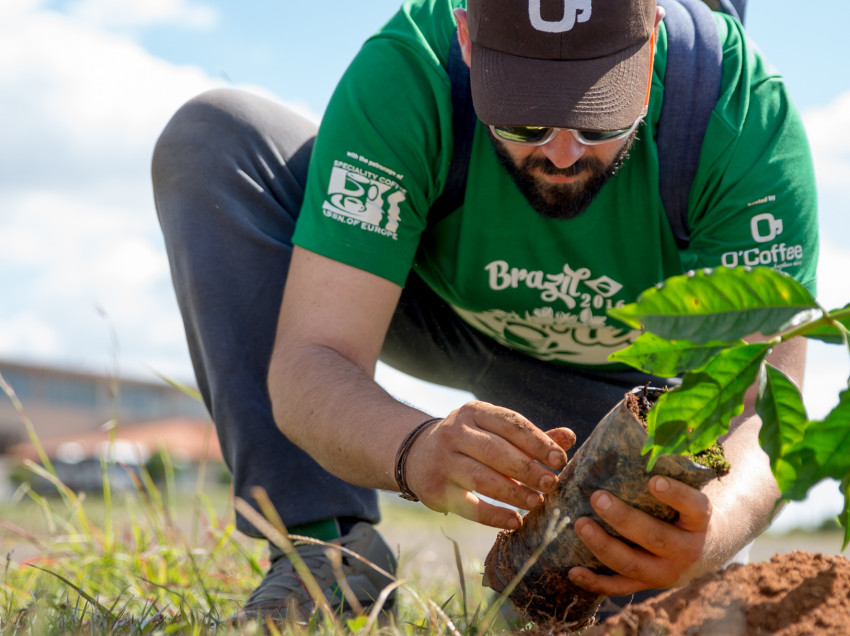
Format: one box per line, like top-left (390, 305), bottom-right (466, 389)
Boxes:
top-left (234, 493), bottom-right (341, 628)
top-left (327, 545), bottom-right (364, 615)
top-left (402, 583), bottom-right (457, 635)
top-left (362, 577), bottom-right (405, 633)
top-left (281, 534), bottom-right (395, 581)
top-left (442, 529), bottom-right (468, 622)
top-left (263, 615), bottom-right (284, 635)
top-left (0, 371), bottom-right (55, 476)
top-left (478, 510), bottom-right (571, 632)
top-left (152, 370), bottom-right (204, 403)
top-left (0, 520), bottom-right (49, 553)
top-left (21, 460), bottom-right (96, 539)
top-left (427, 598), bottom-right (462, 636)
top-left (27, 564), bottom-right (115, 618)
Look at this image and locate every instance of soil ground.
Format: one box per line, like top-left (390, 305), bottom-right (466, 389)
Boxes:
top-left (378, 497), bottom-right (850, 635)
top-left (584, 551), bottom-right (850, 636)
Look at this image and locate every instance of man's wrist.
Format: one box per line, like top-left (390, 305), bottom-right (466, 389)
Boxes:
top-left (394, 417), bottom-right (443, 501)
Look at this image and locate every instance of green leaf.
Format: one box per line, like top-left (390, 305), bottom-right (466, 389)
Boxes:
top-left (643, 342), bottom-right (772, 468)
top-left (777, 388), bottom-right (850, 501)
top-left (771, 455), bottom-right (807, 500)
top-left (609, 333), bottom-right (741, 377)
top-left (773, 450), bottom-right (817, 501)
top-left (803, 304), bottom-right (850, 345)
top-left (346, 615), bottom-right (368, 633)
top-left (756, 364), bottom-right (808, 474)
top-left (608, 267), bottom-right (817, 345)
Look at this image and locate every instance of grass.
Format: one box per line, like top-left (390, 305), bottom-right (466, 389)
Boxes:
top-left (2, 463), bottom-right (250, 633)
top-left (0, 460), bottom-right (523, 635)
top-left (0, 373), bottom-right (559, 635)
top-left (0, 467), bottom-right (560, 635)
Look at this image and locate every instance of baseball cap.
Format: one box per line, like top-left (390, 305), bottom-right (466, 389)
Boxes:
top-left (466, 0), bottom-right (657, 131)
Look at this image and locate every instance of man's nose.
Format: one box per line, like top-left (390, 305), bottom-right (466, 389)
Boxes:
top-left (540, 130), bottom-right (586, 169)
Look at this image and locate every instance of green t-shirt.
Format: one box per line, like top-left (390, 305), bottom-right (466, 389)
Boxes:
top-left (293, 0), bottom-right (818, 369)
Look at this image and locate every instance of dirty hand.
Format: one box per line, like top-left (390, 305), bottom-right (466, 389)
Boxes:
top-left (569, 475), bottom-right (712, 596)
top-left (404, 401), bottom-right (574, 529)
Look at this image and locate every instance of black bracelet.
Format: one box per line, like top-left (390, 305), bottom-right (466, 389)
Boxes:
top-left (394, 417), bottom-right (443, 502)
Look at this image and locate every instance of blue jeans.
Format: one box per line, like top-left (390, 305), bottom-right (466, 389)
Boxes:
top-left (152, 88), bottom-right (671, 537)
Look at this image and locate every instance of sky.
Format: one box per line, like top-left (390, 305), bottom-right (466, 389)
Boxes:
top-left (1, 0), bottom-right (849, 532)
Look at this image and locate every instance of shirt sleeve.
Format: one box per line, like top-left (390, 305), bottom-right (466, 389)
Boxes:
top-left (292, 3), bottom-right (457, 287)
top-left (679, 18), bottom-right (819, 297)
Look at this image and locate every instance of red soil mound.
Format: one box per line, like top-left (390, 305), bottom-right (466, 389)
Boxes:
top-left (584, 551), bottom-right (850, 635)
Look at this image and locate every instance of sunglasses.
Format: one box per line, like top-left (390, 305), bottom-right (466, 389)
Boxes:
top-left (490, 30), bottom-right (656, 148)
top-left (489, 107), bottom-right (648, 147)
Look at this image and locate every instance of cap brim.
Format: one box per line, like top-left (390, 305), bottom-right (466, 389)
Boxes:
top-left (470, 37), bottom-right (652, 131)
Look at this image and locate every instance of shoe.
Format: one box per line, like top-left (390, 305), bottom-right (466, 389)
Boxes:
top-left (234, 522), bottom-right (397, 624)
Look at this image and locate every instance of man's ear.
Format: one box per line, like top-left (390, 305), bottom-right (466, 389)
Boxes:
top-left (453, 8), bottom-right (472, 67)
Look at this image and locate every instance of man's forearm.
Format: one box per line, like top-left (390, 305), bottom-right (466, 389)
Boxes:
top-left (699, 413), bottom-right (782, 572)
top-left (267, 342), bottom-right (430, 490)
top-left (695, 337), bottom-right (807, 570)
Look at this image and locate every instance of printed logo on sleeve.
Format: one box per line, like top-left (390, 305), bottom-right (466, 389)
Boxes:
top-left (751, 212), bottom-right (784, 244)
top-left (321, 152), bottom-right (407, 241)
top-left (721, 211), bottom-right (804, 271)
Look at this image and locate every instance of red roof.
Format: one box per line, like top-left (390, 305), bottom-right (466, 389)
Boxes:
top-left (7, 417), bottom-right (222, 464)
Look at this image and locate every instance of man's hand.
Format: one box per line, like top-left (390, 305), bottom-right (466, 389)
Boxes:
top-left (404, 401), bottom-right (574, 529)
top-left (568, 475), bottom-right (712, 595)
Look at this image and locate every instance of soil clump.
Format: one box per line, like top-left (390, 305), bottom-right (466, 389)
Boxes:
top-left (580, 550), bottom-right (850, 635)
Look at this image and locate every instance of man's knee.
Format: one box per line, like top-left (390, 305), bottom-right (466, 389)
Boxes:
top-left (151, 88), bottom-right (316, 200)
top-left (151, 88), bottom-right (250, 188)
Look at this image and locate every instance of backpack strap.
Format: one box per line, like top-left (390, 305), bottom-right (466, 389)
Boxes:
top-left (716, 0), bottom-right (746, 24)
top-left (428, 31), bottom-right (477, 225)
top-left (656, 0), bottom-right (723, 248)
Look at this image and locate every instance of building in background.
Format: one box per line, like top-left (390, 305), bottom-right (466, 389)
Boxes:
top-left (0, 359), bottom-right (223, 494)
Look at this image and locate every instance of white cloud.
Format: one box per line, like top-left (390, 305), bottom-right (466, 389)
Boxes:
top-left (0, 12), bottom-right (217, 192)
top-left (815, 238), bottom-right (850, 312)
top-left (801, 239), bottom-right (849, 427)
top-left (799, 92), bottom-right (850, 425)
top-left (0, 313), bottom-right (61, 360)
top-left (67, 0), bottom-right (218, 30)
top-left (804, 90), bottom-right (850, 192)
top-left (0, 190), bottom-right (182, 377)
top-left (0, 6), bottom-right (259, 382)
top-left (0, 0), bottom-right (42, 18)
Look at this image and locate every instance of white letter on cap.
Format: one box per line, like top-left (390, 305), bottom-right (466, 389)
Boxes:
top-left (529, 0), bottom-right (592, 33)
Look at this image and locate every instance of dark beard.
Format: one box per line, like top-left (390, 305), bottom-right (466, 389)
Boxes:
top-left (489, 130), bottom-right (636, 220)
